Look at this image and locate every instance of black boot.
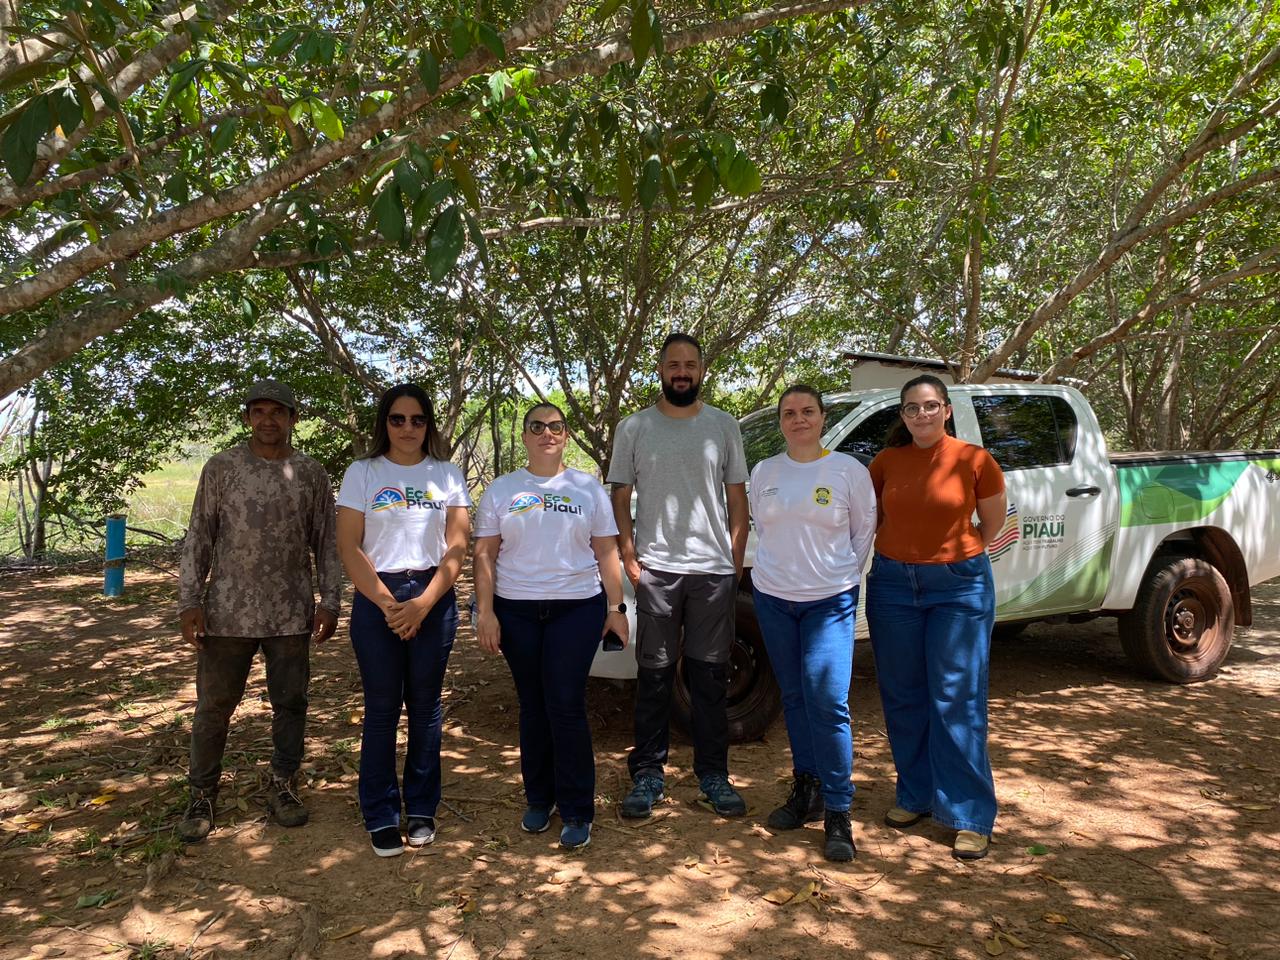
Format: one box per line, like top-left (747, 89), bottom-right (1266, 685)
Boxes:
top-left (766, 771), bottom-right (824, 831)
top-left (823, 810), bottom-right (856, 862)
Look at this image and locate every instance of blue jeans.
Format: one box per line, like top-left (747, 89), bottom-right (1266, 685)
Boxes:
top-left (350, 570), bottom-right (457, 832)
top-left (865, 552), bottom-right (997, 835)
top-left (752, 587), bottom-right (857, 811)
top-left (496, 592), bottom-right (605, 822)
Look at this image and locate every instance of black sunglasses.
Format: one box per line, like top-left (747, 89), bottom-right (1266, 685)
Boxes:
top-left (388, 413), bottom-right (428, 428)
top-left (527, 420), bottom-right (567, 435)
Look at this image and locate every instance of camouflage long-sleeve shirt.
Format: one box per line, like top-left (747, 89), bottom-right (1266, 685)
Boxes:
top-left (178, 444), bottom-right (341, 637)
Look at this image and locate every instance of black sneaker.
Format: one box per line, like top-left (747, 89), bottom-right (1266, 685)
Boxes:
top-left (371, 826), bottom-right (404, 858)
top-left (266, 775), bottom-right (309, 828)
top-left (824, 810), bottom-right (856, 862)
top-left (521, 804), bottom-right (555, 833)
top-left (620, 775), bottom-right (665, 819)
top-left (699, 775), bottom-right (747, 817)
top-left (406, 816), bottom-right (436, 847)
top-left (559, 819), bottom-right (592, 850)
top-left (766, 772), bottom-right (824, 831)
top-left (177, 789), bottom-right (216, 844)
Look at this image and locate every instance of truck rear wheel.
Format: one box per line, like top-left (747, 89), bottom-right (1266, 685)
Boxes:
top-left (672, 593), bottom-right (782, 743)
top-left (1118, 556), bottom-right (1234, 682)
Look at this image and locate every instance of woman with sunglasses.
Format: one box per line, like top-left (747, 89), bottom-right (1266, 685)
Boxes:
top-left (865, 374), bottom-right (1006, 861)
top-left (336, 384), bottom-right (471, 858)
top-left (472, 403), bottom-right (628, 851)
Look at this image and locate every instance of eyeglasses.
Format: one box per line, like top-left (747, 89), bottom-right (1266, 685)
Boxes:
top-left (388, 413), bottom-right (428, 428)
top-left (527, 420), bottom-right (567, 435)
top-left (901, 400), bottom-right (945, 419)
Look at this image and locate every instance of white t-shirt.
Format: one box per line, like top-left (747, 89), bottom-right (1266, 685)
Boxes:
top-left (748, 450), bottom-right (877, 603)
top-left (336, 456), bottom-right (471, 572)
top-left (474, 468), bottom-right (619, 600)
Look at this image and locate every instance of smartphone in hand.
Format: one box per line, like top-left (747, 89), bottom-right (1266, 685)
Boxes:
top-left (601, 630), bottom-right (625, 651)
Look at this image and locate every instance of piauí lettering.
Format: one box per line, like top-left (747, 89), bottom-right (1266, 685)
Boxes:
top-left (508, 492), bottom-right (582, 515)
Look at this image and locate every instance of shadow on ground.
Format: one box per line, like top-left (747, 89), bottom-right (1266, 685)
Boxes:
top-left (1, 569), bottom-right (1277, 960)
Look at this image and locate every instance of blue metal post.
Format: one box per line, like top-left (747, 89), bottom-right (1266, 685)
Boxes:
top-left (104, 514), bottom-right (126, 596)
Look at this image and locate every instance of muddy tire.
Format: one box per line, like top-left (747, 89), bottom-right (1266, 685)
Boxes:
top-left (1119, 556), bottom-right (1234, 683)
top-left (672, 593), bottom-right (782, 743)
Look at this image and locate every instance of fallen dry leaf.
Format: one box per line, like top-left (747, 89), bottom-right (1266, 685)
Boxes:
top-left (327, 924), bottom-right (365, 941)
top-left (89, 794), bottom-right (115, 807)
top-left (763, 887), bottom-right (796, 905)
top-left (1043, 913), bottom-right (1069, 924)
top-left (984, 937), bottom-right (1006, 956)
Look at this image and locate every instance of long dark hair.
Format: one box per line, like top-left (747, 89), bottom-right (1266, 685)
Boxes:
top-left (885, 374), bottom-right (956, 447)
top-left (366, 383), bottom-right (449, 461)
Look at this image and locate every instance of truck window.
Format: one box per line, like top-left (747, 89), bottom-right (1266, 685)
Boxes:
top-left (972, 394), bottom-right (1078, 470)
top-left (834, 406), bottom-right (902, 465)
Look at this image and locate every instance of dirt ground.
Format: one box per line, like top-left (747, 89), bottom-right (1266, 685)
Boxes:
top-left (1, 566), bottom-right (1277, 960)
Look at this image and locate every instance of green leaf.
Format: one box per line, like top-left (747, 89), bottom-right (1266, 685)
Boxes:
top-left (412, 177), bottom-right (454, 230)
top-left (288, 99), bottom-right (310, 124)
top-left (163, 171), bottom-right (190, 204)
top-left (637, 156), bottom-right (661, 210)
top-left (616, 148), bottom-right (634, 210)
top-left (594, 0), bottom-right (625, 22)
top-left (760, 82), bottom-right (789, 125)
top-left (370, 184), bottom-right (405, 244)
top-left (265, 28), bottom-right (300, 59)
top-left (447, 157), bottom-right (481, 212)
top-left (630, 2), bottom-right (653, 67)
top-left (1, 95), bottom-right (51, 186)
top-left (393, 160), bottom-right (422, 202)
top-left (487, 71), bottom-right (511, 107)
top-left (477, 23), bottom-right (505, 61)
top-left (309, 101), bottom-right (345, 141)
top-left (450, 18), bottom-right (472, 59)
top-left (418, 50), bottom-right (440, 94)
top-left (1027, 844), bottom-right (1049, 856)
top-left (691, 164), bottom-right (716, 208)
top-left (661, 163), bottom-right (679, 210)
top-left (425, 204), bottom-right (465, 282)
top-left (722, 151), bottom-right (762, 197)
top-left (54, 88), bottom-right (82, 137)
top-left (210, 116), bottom-right (239, 153)
top-left (463, 207), bottom-right (489, 265)
top-left (75, 889), bottom-right (117, 909)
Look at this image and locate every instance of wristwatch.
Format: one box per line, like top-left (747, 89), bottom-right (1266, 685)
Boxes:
top-left (608, 602), bottom-right (627, 614)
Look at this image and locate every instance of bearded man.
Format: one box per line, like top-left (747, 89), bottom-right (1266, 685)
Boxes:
top-left (607, 332), bottom-right (750, 819)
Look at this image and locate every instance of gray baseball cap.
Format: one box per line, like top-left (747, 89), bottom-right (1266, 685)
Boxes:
top-left (244, 378), bottom-right (297, 411)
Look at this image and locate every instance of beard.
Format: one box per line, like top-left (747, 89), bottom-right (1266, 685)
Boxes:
top-left (661, 377), bottom-right (701, 407)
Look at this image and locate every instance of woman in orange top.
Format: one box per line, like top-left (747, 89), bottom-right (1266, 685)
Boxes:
top-left (866, 375), bottom-right (1006, 860)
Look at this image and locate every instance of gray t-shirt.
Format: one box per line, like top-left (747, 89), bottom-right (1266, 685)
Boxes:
top-left (606, 404), bottom-right (749, 575)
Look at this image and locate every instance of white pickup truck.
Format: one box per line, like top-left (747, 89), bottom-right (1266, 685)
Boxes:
top-left (589, 382), bottom-right (1280, 741)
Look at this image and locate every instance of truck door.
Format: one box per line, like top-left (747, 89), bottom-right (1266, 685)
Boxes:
top-left (969, 390), bottom-right (1119, 617)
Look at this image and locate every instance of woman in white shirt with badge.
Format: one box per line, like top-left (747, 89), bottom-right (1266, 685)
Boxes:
top-left (749, 384), bottom-right (876, 862)
top-left (473, 403), bottom-right (628, 851)
top-left (336, 384), bottom-right (471, 858)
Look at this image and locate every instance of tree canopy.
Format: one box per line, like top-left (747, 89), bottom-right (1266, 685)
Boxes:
top-left (2, 0), bottom-right (1279, 539)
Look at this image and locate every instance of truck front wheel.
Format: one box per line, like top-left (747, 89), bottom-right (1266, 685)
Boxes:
top-left (671, 594), bottom-right (783, 743)
top-left (1119, 556), bottom-right (1234, 682)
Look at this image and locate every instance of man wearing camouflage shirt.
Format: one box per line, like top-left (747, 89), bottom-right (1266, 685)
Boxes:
top-left (177, 379), bottom-right (341, 843)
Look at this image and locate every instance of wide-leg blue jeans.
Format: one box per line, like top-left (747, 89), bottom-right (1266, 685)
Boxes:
top-left (496, 592), bottom-right (606, 823)
top-left (865, 552), bottom-right (997, 835)
top-left (350, 570), bottom-right (457, 833)
top-left (752, 587), bottom-right (858, 811)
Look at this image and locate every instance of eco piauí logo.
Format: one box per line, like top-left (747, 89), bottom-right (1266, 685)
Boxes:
top-left (508, 493), bottom-right (544, 514)
top-left (372, 487), bottom-right (408, 511)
